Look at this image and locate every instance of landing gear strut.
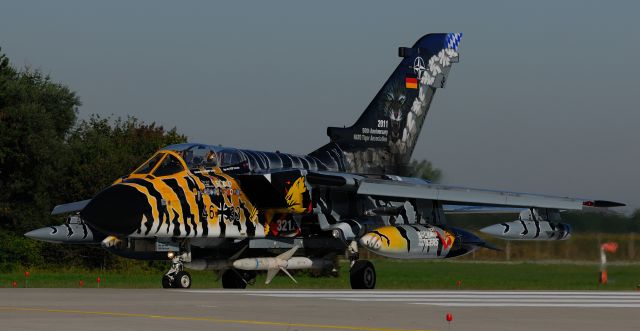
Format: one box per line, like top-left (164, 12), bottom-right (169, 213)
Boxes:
top-left (346, 240), bottom-right (376, 289)
top-left (221, 269), bottom-right (256, 289)
top-left (162, 250), bottom-right (192, 289)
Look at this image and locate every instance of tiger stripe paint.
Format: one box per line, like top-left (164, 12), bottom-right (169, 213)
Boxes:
top-left (119, 181), bottom-right (160, 236)
top-left (104, 150), bottom-right (266, 239)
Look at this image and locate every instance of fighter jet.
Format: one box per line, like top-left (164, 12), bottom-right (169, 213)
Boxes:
top-left (25, 33), bottom-right (623, 289)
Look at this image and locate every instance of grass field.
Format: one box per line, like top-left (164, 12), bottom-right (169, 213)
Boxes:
top-left (2, 260), bottom-right (640, 290)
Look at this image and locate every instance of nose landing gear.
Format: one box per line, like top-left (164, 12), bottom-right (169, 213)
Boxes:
top-left (347, 240), bottom-right (376, 289)
top-left (349, 260), bottom-right (376, 289)
top-left (162, 251), bottom-right (192, 289)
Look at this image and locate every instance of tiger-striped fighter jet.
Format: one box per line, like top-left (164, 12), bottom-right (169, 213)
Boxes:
top-left (25, 33), bottom-right (623, 289)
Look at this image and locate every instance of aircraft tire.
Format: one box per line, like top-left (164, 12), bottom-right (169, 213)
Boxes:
top-left (221, 269), bottom-right (247, 289)
top-left (350, 260), bottom-right (376, 289)
top-left (175, 271), bottom-right (192, 289)
top-left (161, 275), bottom-right (172, 288)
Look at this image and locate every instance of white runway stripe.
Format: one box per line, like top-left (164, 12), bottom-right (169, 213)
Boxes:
top-left (185, 290), bottom-right (640, 295)
top-left (248, 294), bottom-right (639, 299)
top-left (183, 290), bottom-right (640, 308)
top-left (339, 298), bottom-right (640, 303)
top-left (413, 303), bottom-right (640, 308)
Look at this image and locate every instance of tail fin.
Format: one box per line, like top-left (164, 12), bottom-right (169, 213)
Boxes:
top-left (311, 33), bottom-right (462, 175)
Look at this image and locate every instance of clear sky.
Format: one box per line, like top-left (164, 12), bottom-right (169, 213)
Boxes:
top-left (2, 0), bottom-right (638, 212)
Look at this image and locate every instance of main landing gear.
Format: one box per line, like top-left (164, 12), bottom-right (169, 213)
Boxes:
top-left (347, 240), bottom-right (376, 289)
top-left (162, 251), bottom-right (192, 289)
top-left (350, 260), bottom-right (376, 289)
top-left (221, 269), bottom-right (256, 289)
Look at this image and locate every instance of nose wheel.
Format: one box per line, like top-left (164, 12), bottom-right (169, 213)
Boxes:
top-left (162, 251), bottom-right (192, 289)
top-left (175, 271), bottom-right (192, 288)
top-left (350, 260), bottom-right (376, 289)
top-left (161, 271), bottom-right (193, 289)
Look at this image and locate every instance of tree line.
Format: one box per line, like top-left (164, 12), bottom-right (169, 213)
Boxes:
top-left (0, 49), bottom-right (185, 270)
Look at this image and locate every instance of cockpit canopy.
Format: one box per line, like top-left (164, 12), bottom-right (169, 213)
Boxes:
top-left (132, 152), bottom-right (186, 177)
top-left (131, 142), bottom-right (327, 178)
top-left (163, 143), bottom-right (220, 169)
top-left (131, 143), bottom-right (248, 178)
top-left (163, 143), bottom-right (245, 169)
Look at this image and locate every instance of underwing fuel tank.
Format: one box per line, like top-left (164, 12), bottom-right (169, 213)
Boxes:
top-left (359, 225), bottom-right (485, 259)
top-left (24, 216), bottom-right (101, 244)
top-left (479, 220), bottom-right (571, 241)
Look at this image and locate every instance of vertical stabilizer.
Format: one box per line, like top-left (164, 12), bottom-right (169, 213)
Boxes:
top-left (310, 33), bottom-right (462, 175)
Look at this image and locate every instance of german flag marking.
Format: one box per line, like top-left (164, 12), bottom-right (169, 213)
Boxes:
top-left (405, 77), bottom-right (418, 89)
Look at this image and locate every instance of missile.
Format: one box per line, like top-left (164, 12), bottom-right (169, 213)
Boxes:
top-left (359, 224), bottom-right (484, 259)
top-left (233, 256), bottom-right (331, 271)
top-left (479, 220), bottom-right (571, 241)
top-left (232, 246), bottom-right (332, 284)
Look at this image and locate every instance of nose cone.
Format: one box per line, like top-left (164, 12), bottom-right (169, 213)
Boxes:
top-left (81, 184), bottom-right (147, 236)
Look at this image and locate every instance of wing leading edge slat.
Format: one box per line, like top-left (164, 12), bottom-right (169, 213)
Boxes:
top-left (357, 179), bottom-right (587, 210)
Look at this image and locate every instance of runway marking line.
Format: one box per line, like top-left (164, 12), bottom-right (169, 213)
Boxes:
top-left (0, 307), bottom-right (434, 331)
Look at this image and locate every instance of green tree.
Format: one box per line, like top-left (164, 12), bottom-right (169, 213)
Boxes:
top-left (408, 159), bottom-right (442, 182)
top-left (46, 116), bottom-right (186, 270)
top-left (60, 115), bottom-right (186, 203)
top-left (0, 48), bottom-right (187, 270)
top-left (0, 48), bottom-right (79, 232)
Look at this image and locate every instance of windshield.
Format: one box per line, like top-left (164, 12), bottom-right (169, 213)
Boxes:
top-left (163, 143), bottom-right (218, 169)
top-left (153, 154), bottom-right (185, 176)
top-left (133, 153), bottom-right (165, 175)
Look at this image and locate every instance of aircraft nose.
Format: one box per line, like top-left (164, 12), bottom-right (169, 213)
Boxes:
top-left (80, 184), bottom-right (147, 236)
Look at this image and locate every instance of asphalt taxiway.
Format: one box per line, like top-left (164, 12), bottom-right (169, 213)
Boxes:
top-left (0, 289), bottom-right (638, 331)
